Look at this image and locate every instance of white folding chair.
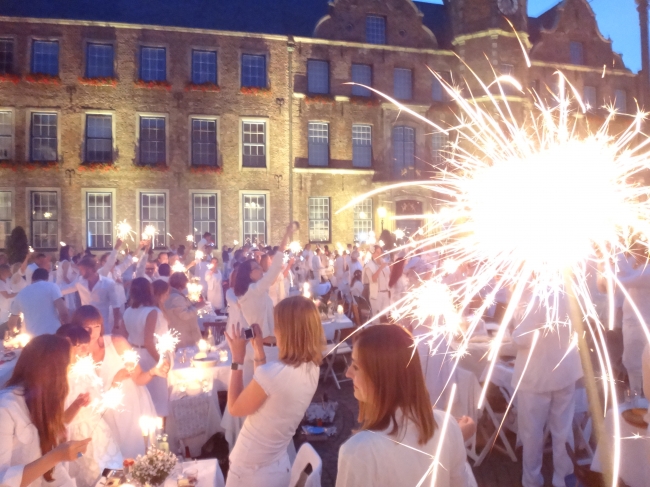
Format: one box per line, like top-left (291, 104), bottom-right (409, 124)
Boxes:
top-left (322, 329), bottom-right (352, 390)
top-left (289, 443), bottom-right (322, 487)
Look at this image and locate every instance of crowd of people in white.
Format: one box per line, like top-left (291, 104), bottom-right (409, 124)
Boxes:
top-left (0, 221), bottom-right (648, 487)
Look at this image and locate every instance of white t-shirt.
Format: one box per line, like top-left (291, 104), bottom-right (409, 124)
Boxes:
top-left (0, 279), bottom-right (14, 323)
top-left (10, 281), bottom-right (63, 336)
top-left (230, 361), bottom-right (319, 468)
top-left (336, 409), bottom-right (468, 487)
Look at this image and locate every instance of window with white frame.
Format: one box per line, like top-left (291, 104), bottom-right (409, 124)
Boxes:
top-left (309, 197), bottom-right (330, 243)
top-left (139, 116), bottom-right (166, 165)
top-left (353, 199), bottom-right (373, 242)
top-left (583, 86), bottom-right (597, 111)
top-left (308, 122), bottom-right (329, 167)
top-left (86, 192), bottom-right (112, 250)
top-left (351, 64), bottom-right (372, 97)
top-left (192, 193), bottom-right (217, 244)
top-left (86, 43), bottom-right (114, 78)
top-left (31, 40), bottom-right (59, 76)
top-left (192, 50), bottom-right (217, 85)
top-left (242, 194), bottom-right (266, 245)
top-left (30, 113), bottom-right (57, 162)
top-left (394, 68), bottom-right (412, 100)
top-left (242, 121), bottom-right (266, 168)
top-left (241, 54), bottom-right (266, 88)
top-left (366, 15), bottom-right (386, 44)
top-left (0, 39), bottom-right (14, 74)
top-left (140, 47), bottom-right (166, 82)
top-left (30, 191), bottom-right (58, 250)
top-left (570, 41), bottom-right (584, 65)
top-left (352, 124), bottom-right (372, 168)
top-left (86, 115), bottom-right (112, 163)
top-left (0, 112), bottom-right (11, 160)
top-left (614, 89), bottom-right (627, 112)
top-left (393, 126), bottom-right (415, 179)
top-left (432, 132), bottom-right (448, 167)
top-left (0, 191), bottom-right (11, 248)
top-left (140, 192), bottom-right (166, 248)
top-left (308, 60), bottom-right (329, 94)
top-left (191, 119), bottom-right (217, 166)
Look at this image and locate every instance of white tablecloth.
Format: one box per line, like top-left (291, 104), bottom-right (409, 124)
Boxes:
top-left (164, 459), bottom-right (225, 487)
top-left (166, 348), bottom-right (231, 457)
top-left (322, 316), bottom-right (355, 342)
top-left (591, 400), bottom-right (650, 487)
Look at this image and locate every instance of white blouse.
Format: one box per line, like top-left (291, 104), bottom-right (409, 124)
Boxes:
top-left (0, 388), bottom-right (75, 487)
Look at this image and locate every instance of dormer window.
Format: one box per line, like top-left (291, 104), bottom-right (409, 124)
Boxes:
top-left (366, 16), bottom-right (386, 45)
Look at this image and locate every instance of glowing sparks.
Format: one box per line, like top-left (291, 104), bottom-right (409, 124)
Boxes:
top-left (155, 329), bottom-right (180, 358)
top-left (142, 225), bottom-right (157, 240)
top-left (195, 250), bottom-right (204, 261)
top-left (92, 385), bottom-right (124, 414)
top-left (289, 241), bottom-right (302, 254)
top-left (121, 350), bottom-right (140, 372)
top-left (186, 235), bottom-right (194, 242)
top-left (394, 229), bottom-right (405, 240)
top-left (187, 281), bottom-right (203, 302)
top-left (6, 333), bottom-right (31, 348)
top-left (69, 355), bottom-right (103, 389)
top-left (116, 220), bottom-right (133, 241)
top-left (171, 261), bottom-right (186, 273)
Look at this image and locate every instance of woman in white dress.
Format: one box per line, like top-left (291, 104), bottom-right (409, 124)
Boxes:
top-left (337, 325), bottom-right (470, 487)
top-left (0, 335), bottom-right (91, 487)
top-left (72, 305), bottom-right (169, 459)
top-left (57, 245), bottom-right (79, 314)
top-left (225, 296), bottom-right (324, 487)
top-left (206, 257), bottom-right (224, 312)
top-left (56, 324), bottom-right (122, 487)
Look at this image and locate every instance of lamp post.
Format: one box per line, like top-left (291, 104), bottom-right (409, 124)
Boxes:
top-left (377, 207), bottom-right (387, 231)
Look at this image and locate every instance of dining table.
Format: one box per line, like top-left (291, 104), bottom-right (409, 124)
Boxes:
top-left (164, 459), bottom-right (225, 487)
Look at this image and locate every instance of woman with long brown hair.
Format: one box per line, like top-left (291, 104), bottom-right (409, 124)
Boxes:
top-left (224, 296), bottom-right (324, 487)
top-left (336, 325), bottom-right (469, 487)
top-left (0, 334), bottom-right (91, 487)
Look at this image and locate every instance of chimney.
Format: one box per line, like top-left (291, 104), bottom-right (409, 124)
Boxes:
top-left (637, 0), bottom-right (650, 105)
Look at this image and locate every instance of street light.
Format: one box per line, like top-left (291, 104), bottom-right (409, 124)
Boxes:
top-left (377, 207), bottom-right (387, 231)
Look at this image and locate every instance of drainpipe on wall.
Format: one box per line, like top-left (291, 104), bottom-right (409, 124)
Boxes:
top-left (287, 37), bottom-right (296, 222)
top-left (637, 0), bottom-right (650, 106)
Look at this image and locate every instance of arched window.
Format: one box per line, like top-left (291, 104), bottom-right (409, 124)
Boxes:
top-left (392, 126), bottom-right (415, 179)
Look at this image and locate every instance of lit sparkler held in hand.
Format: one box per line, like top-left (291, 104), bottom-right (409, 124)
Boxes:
top-left (155, 329), bottom-right (180, 367)
top-left (91, 385), bottom-right (125, 414)
top-left (186, 235), bottom-right (194, 242)
top-left (142, 225), bottom-right (157, 241)
top-left (121, 349), bottom-right (140, 373)
top-left (171, 260), bottom-right (186, 273)
top-left (116, 220), bottom-right (134, 241)
top-left (288, 241), bottom-right (302, 254)
top-left (69, 355), bottom-right (103, 389)
top-left (187, 281), bottom-right (203, 302)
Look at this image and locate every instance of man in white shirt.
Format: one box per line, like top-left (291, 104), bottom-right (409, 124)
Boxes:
top-left (197, 232), bottom-right (213, 253)
top-left (512, 291), bottom-right (583, 487)
top-left (7, 268), bottom-right (69, 336)
top-left (312, 248), bottom-right (323, 282)
top-left (0, 265), bottom-right (16, 324)
top-left (64, 256), bottom-right (121, 333)
top-left (303, 244), bottom-right (314, 279)
top-left (22, 253), bottom-right (51, 284)
top-left (363, 246), bottom-right (391, 324)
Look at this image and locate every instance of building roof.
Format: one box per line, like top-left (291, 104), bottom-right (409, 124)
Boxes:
top-left (0, 0), bottom-right (454, 46)
top-left (528, 2), bottom-right (562, 44)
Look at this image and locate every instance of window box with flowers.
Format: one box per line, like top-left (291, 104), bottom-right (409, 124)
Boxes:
top-left (25, 74), bottom-right (61, 85)
top-left (134, 80), bottom-right (172, 91)
top-left (185, 82), bottom-right (221, 93)
top-left (305, 94), bottom-right (335, 105)
top-left (79, 76), bottom-right (118, 87)
top-left (0, 73), bottom-right (21, 85)
top-left (350, 95), bottom-right (382, 107)
top-left (78, 162), bottom-right (118, 172)
top-left (24, 161), bottom-right (59, 170)
top-left (240, 86), bottom-right (272, 96)
top-left (189, 165), bottom-right (223, 174)
top-left (0, 161), bottom-right (18, 171)
top-left (133, 163), bottom-right (170, 172)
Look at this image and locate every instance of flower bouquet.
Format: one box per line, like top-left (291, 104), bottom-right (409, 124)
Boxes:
top-left (130, 447), bottom-right (177, 487)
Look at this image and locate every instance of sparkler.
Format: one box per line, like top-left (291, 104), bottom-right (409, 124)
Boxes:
top-left (142, 225), bottom-right (157, 241)
top-left (155, 329), bottom-right (180, 367)
top-left (91, 385), bottom-right (125, 414)
top-left (186, 235), bottom-right (194, 242)
top-left (121, 349), bottom-right (140, 372)
top-left (187, 281), bottom-right (203, 302)
top-left (195, 250), bottom-right (204, 261)
top-left (335, 51), bottom-right (650, 485)
top-left (171, 260), bottom-right (186, 273)
top-left (289, 241), bottom-right (302, 254)
top-left (69, 355), bottom-right (103, 390)
top-left (116, 220), bottom-right (134, 241)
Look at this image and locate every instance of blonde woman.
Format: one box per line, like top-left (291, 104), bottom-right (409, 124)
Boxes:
top-left (225, 296), bottom-right (324, 487)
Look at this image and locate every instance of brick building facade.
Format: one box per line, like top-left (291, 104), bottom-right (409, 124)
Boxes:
top-left (0, 0), bottom-right (640, 254)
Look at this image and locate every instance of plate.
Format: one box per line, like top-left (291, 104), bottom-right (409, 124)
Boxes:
top-left (622, 408), bottom-right (648, 429)
top-left (302, 426), bottom-right (325, 435)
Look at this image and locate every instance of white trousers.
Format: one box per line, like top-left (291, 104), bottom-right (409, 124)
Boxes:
top-left (517, 384), bottom-right (575, 487)
top-left (622, 320), bottom-right (647, 393)
top-left (369, 292), bottom-right (391, 325)
top-left (225, 453), bottom-right (291, 487)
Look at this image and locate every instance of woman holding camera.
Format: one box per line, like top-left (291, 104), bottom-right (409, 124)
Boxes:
top-left (224, 295), bottom-right (323, 487)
